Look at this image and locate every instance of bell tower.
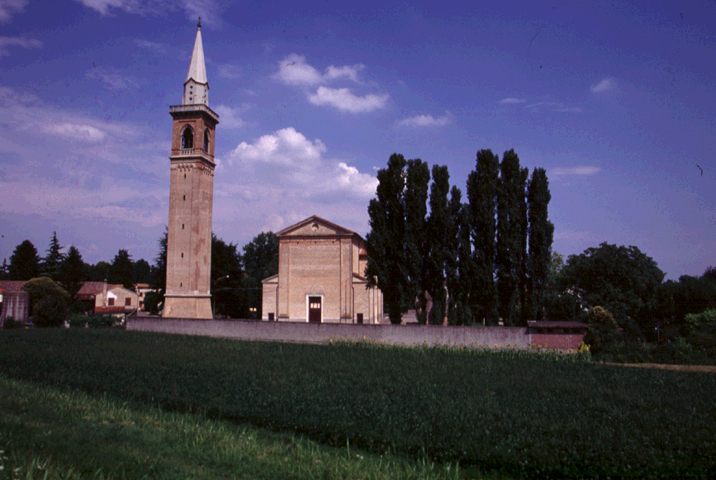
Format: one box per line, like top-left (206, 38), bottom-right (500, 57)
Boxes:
top-left (163, 20), bottom-right (219, 319)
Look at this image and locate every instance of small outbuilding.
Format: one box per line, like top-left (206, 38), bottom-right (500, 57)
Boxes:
top-left (262, 215), bottom-right (383, 324)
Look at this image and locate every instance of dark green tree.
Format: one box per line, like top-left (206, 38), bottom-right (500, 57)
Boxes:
top-left (242, 232), bottom-right (278, 318)
top-left (496, 149), bottom-right (528, 326)
top-left (404, 158), bottom-right (430, 315)
top-left (242, 232), bottom-right (278, 285)
top-left (211, 234), bottom-right (244, 318)
top-left (110, 249), bottom-right (134, 289)
top-left (21, 277), bottom-right (71, 327)
top-left (451, 188), bottom-right (474, 324)
top-left (366, 153), bottom-right (408, 324)
top-left (133, 259), bottom-right (152, 284)
top-left (43, 231), bottom-right (64, 281)
top-left (145, 228), bottom-right (167, 314)
top-left (0, 258), bottom-right (8, 280)
top-left (88, 261), bottom-right (111, 282)
top-left (559, 243), bottom-right (665, 332)
top-left (424, 165), bottom-right (457, 325)
top-left (58, 245), bottom-right (87, 301)
top-left (466, 150), bottom-right (499, 324)
top-left (527, 168), bottom-right (554, 319)
top-left (703, 266), bottom-right (716, 283)
top-left (9, 240), bottom-right (41, 281)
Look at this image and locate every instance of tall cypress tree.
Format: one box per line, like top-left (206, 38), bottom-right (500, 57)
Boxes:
top-left (59, 245), bottom-right (87, 300)
top-left (496, 150), bottom-right (528, 326)
top-left (425, 165), bottom-right (454, 324)
top-left (466, 149), bottom-right (499, 324)
top-left (366, 153), bottom-right (408, 324)
top-left (404, 158), bottom-right (430, 314)
top-left (447, 185), bottom-right (464, 324)
top-left (43, 232), bottom-right (64, 281)
top-left (527, 167), bottom-right (554, 319)
top-left (9, 240), bottom-right (41, 281)
top-left (110, 249), bottom-right (135, 289)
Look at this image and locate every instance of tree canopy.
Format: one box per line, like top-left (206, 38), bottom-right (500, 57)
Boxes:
top-left (558, 242), bottom-right (665, 325)
top-left (9, 240), bottom-right (41, 281)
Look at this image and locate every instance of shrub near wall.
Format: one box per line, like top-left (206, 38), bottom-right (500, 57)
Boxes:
top-left (0, 329), bottom-right (714, 478)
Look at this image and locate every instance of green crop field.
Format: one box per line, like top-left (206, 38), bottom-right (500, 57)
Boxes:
top-left (0, 329), bottom-right (714, 478)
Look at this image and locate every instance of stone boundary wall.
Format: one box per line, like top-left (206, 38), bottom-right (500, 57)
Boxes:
top-left (127, 316), bottom-right (532, 349)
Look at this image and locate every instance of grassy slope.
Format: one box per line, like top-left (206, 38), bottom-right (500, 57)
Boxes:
top-left (0, 375), bottom-right (471, 480)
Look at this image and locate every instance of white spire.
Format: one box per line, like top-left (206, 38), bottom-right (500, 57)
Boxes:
top-left (183, 20), bottom-right (209, 105)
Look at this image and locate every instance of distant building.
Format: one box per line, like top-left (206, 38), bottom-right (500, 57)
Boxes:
top-left (0, 281), bottom-right (29, 326)
top-left (77, 281), bottom-right (139, 317)
top-left (262, 216), bottom-right (383, 324)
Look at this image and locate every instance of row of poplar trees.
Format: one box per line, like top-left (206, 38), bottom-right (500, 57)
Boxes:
top-left (365, 149), bottom-right (554, 326)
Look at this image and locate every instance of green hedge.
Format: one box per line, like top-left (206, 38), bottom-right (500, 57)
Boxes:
top-left (0, 329), bottom-right (714, 478)
top-left (67, 314), bottom-right (122, 328)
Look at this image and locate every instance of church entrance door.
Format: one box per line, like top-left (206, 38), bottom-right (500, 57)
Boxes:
top-left (308, 296), bottom-right (322, 323)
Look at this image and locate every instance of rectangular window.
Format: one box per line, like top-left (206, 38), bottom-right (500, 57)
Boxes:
top-left (125, 297), bottom-right (132, 306)
top-left (108, 298), bottom-right (115, 306)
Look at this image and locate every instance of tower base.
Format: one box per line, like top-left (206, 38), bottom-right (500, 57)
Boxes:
top-left (162, 293), bottom-right (213, 319)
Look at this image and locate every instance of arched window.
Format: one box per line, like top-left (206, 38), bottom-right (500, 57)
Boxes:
top-left (203, 129), bottom-right (210, 152)
top-left (181, 126), bottom-right (194, 149)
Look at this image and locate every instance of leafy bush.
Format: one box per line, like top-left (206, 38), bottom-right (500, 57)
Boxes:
top-left (21, 277), bottom-right (70, 327)
top-left (68, 313), bottom-right (121, 328)
top-left (584, 306), bottom-right (620, 353)
top-left (2, 316), bottom-right (20, 329)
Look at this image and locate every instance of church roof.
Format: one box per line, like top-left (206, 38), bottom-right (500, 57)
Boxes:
top-left (276, 215), bottom-right (360, 239)
top-left (186, 24), bottom-right (207, 85)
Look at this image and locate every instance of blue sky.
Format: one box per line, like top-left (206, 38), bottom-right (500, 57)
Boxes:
top-left (1, 0), bottom-right (715, 280)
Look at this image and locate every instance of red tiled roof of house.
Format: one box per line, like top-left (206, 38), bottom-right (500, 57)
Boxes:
top-left (77, 282), bottom-right (106, 296)
top-left (0, 280), bottom-right (25, 292)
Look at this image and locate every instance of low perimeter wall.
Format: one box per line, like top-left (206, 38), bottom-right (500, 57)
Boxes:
top-left (127, 317), bottom-right (534, 349)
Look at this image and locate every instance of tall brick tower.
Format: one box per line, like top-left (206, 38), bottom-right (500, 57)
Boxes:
top-left (163, 21), bottom-right (219, 319)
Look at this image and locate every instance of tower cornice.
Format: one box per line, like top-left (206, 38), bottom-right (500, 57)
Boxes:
top-left (169, 104), bottom-right (220, 124)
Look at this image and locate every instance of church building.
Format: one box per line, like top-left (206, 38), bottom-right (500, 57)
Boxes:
top-left (163, 21), bottom-right (219, 319)
top-left (262, 216), bottom-right (384, 324)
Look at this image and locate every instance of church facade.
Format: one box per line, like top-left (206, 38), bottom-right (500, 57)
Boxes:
top-left (262, 216), bottom-right (384, 324)
top-left (163, 22), bottom-right (219, 319)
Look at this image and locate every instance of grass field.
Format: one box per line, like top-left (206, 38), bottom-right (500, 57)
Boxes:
top-left (0, 375), bottom-right (467, 480)
top-left (1, 329), bottom-right (714, 478)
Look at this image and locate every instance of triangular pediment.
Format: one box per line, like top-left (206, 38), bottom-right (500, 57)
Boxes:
top-left (277, 215), bottom-right (356, 238)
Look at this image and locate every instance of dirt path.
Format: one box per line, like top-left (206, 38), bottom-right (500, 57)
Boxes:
top-left (604, 362), bottom-right (716, 373)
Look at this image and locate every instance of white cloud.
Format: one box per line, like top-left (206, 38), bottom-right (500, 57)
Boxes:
top-left (217, 64), bottom-right (241, 79)
top-left (215, 127), bottom-right (377, 237)
top-left (134, 38), bottom-right (168, 53)
top-left (0, 0), bottom-right (27, 23)
top-left (229, 127), bottom-right (326, 169)
top-left (0, 35), bottom-right (42, 56)
top-left (325, 64), bottom-right (365, 83)
top-left (329, 162), bottom-right (378, 198)
top-left (75, 0), bottom-right (136, 15)
top-left (42, 123), bottom-right (107, 142)
top-left (213, 104), bottom-right (246, 129)
top-left (75, 0), bottom-right (223, 25)
top-left (86, 67), bottom-right (142, 90)
top-left (398, 111), bottom-right (451, 127)
top-left (591, 78), bottom-right (616, 93)
top-left (308, 87), bottom-right (389, 113)
top-left (274, 53), bottom-right (325, 86)
top-left (498, 98), bottom-right (526, 104)
top-left (526, 101), bottom-right (582, 113)
top-left (274, 54), bottom-right (387, 114)
top-left (551, 166), bottom-right (601, 176)
top-left (274, 53), bottom-right (365, 87)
